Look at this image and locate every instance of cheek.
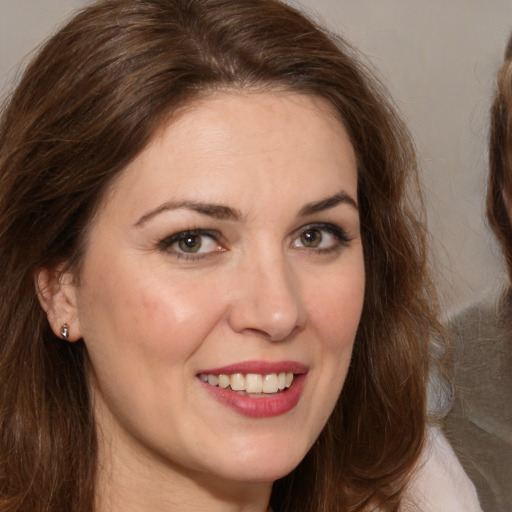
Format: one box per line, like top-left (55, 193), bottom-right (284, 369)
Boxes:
top-left (77, 261), bottom-right (227, 368)
top-left (308, 262), bottom-right (365, 353)
top-left (128, 281), bottom-right (219, 359)
top-left (299, 260), bottom-right (364, 440)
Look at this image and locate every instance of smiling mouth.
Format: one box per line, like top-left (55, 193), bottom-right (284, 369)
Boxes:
top-left (199, 372), bottom-right (294, 395)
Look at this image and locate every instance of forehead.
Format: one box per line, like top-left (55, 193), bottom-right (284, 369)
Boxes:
top-left (100, 90), bottom-right (357, 217)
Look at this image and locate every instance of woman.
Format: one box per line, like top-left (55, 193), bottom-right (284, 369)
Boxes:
top-left (441, 34), bottom-right (512, 511)
top-left (0, 1), bottom-right (478, 510)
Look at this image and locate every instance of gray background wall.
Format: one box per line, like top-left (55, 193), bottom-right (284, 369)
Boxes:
top-left (2, 1), bottom-right (512, 316)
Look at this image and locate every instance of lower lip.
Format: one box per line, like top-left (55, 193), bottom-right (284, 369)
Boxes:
top-left (200, 374), bottom-right (306, 418)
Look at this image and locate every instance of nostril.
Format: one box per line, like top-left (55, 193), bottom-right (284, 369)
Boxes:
top-left (227, 264), bottom-right (305, 340)
top-left (238, 322), bottom-right (302, 342)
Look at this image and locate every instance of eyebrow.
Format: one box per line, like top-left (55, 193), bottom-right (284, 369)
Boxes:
top-left (134, 200), bottom-right (243, 227)
top-left (134, 190), bottom-right (358, 227)
top-left (298, 191), bottom-right (358, 216)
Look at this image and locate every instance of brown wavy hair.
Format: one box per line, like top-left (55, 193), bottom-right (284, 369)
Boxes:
top-left (0, 1), bottom-right (439, 510)
top-left (488, 34), bottom-right (512, 279)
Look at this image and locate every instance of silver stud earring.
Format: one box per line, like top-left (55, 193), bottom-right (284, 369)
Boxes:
top-left (60, 323), bottom-right (69, 340)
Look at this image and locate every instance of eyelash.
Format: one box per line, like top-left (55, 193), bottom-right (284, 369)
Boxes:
top-left (292, 223), bottom-right (353, 253)
top-left (158, 228), bottom-right (223, 260)
top-left (158, 223), bottom-right (353, 260)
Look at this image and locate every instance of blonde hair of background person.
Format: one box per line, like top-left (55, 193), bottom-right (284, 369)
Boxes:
top-left (0, 0), bottom-right (468, 510)
top-left (489, 33), bottom-right (512, 261)
top-left (438, 31), bottom-right (512, 512)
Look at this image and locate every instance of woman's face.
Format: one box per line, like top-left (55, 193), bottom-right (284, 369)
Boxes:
top-left (68, 92), bottom-right (364, 489)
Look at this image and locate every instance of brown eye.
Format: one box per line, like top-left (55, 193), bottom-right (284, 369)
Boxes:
top-left (161, 230), bottom-right (222, 258)
top-left (292, 223), bottom-right (349, 252)
top-left (178, 234), bottom-right (202, 253)
top-left (300, 228), bottom-right (323, 248)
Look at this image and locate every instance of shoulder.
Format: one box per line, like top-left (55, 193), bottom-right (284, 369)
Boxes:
top-left (444, 287), bottom-right (511, 416)
top-left (402, 426), bottom-right (482, 512)
top-left (442, 287), bottom-right (512, 511)
top-left (445, 287), bottom-right (512, 399)
top-left (446, 286), bottom-right (510, 353)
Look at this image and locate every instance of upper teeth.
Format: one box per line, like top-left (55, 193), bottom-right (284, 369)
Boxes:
top-left (199, 372), bottom-right (294, 394)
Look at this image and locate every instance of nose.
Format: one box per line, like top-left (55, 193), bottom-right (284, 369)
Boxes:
top-left (227, 256), bottom-right (305, 342)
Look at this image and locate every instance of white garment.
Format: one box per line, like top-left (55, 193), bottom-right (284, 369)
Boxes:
top-left (404, 426), bottom-right (483, 512)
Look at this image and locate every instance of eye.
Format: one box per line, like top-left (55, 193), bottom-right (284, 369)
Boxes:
top-left (292, 223), bottom-right (350, 251)
top-left (299, 228), bottom-right (325, 248)
top-left (177, 233), bottom-right (207, 253)
top-left (159, 229), bottom-right (224, 258)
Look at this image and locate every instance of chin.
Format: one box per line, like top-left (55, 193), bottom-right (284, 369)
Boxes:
top-left (211, 438), bottom-right (310, 484)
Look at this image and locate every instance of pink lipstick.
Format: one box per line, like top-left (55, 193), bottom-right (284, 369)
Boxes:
top-left (197, 360), bottom-right (307, 418)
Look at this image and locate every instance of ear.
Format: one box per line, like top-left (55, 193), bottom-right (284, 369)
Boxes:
top-left (34, 267), bottom-right (82, 342)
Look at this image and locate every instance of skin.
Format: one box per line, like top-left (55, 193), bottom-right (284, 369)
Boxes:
top-left (38, 91), bottom-right (365, 512)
